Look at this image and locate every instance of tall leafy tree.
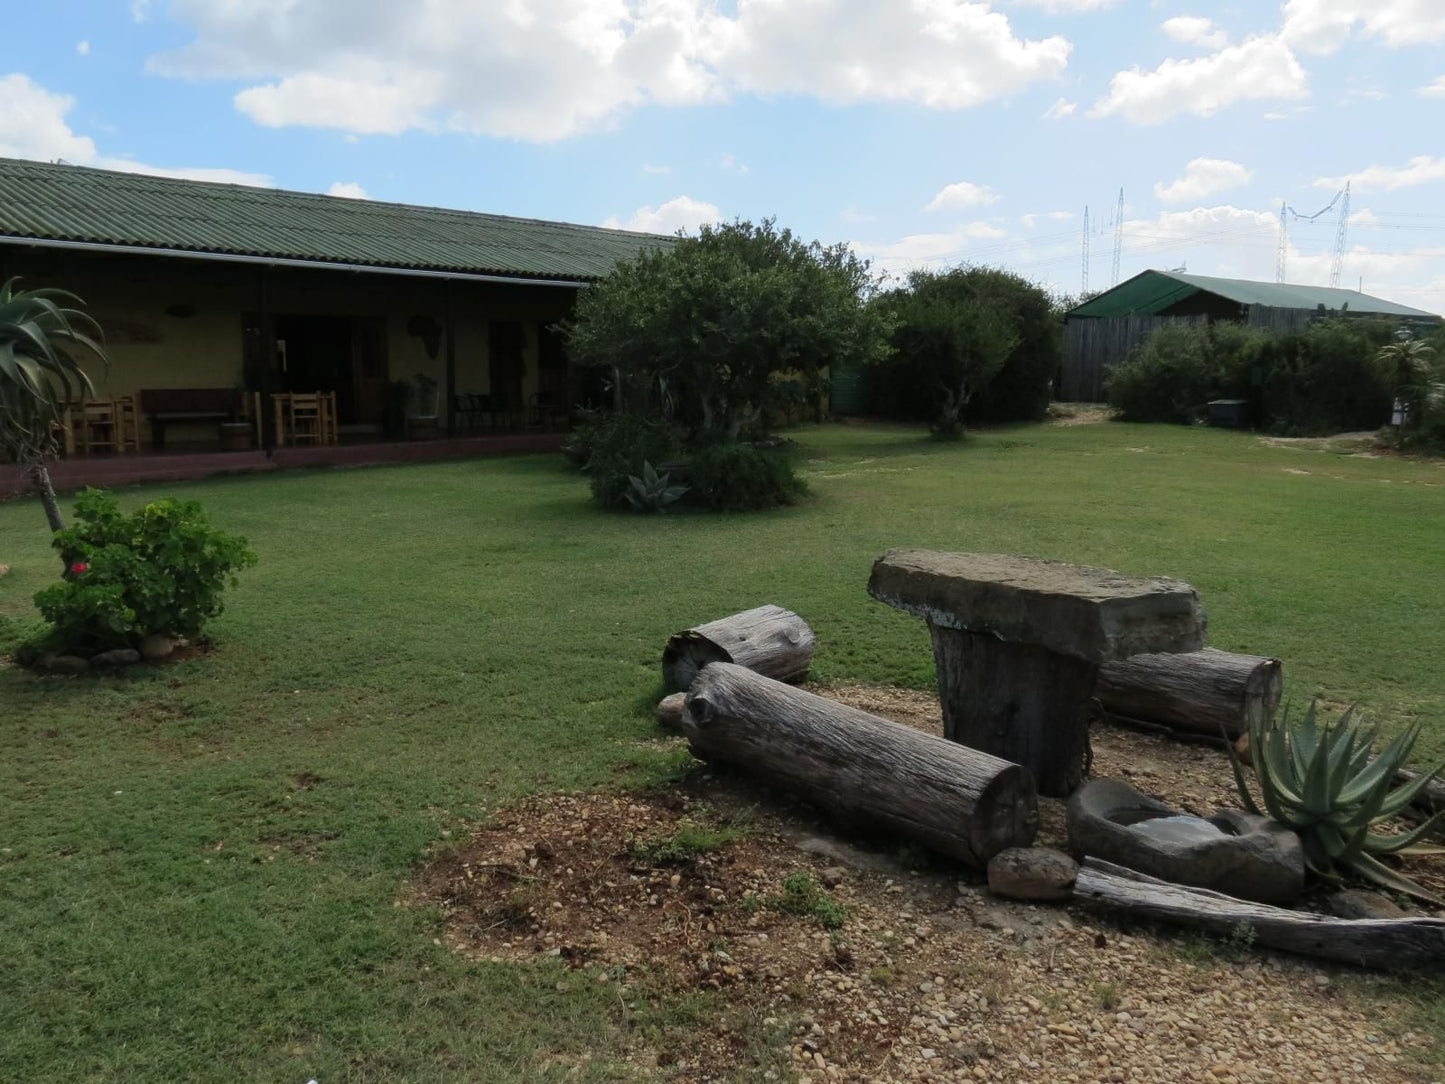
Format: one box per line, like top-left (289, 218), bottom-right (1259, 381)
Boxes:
top-left (1377, 338), bottom-right (1440, 432)
top-left (567, 219), bottom-right (890, 438)
top-left (0, 279), bottom-right (106, 533)
top-left (876, 268), bottom-right (1022, 438)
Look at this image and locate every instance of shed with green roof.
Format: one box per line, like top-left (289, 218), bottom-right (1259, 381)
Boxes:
top-left (1060, 269), bottom-right (1440, 401)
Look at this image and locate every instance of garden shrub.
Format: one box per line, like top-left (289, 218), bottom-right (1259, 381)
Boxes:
top-left (1258, 318), bottom-right (1395, 434)
top-left (1104, 323), bottom-right (1234, 423)
top-left (685, 438), bottom-right (807, 511)
top-left (585, 411), bottom-right (679, 510)
top-left (33, 488), bottom-right (257, 652)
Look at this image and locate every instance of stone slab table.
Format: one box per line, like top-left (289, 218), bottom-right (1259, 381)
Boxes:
top-left (868, 549), bottom-right (1206, 796)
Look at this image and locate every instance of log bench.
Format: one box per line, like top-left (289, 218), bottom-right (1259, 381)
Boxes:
top-left (868, 550), bottom-right (1206, 797)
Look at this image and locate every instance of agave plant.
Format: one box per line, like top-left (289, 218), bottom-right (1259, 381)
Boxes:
top-left (625, 460), bottom-right (688, 513)
top-left (1228, 701), bottom-right (1445, 903)
top-left (0, 278), bottom-right (105, 532)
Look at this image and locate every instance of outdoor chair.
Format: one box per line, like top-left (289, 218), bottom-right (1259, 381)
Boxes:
top-left (285, 392), bottom-right (325, 446)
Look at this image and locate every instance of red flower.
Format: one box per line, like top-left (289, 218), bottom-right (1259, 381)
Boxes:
top-left (70, 562), bottom-right (88, 574)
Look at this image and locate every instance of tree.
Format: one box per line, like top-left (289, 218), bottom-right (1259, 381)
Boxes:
top-left (1377, 337), bottom-right (1440, 433)
top-left (0, 279), bottom-right (106, 534)
top-left (566, 219), bottom-right (890, 438)
top-left (876, 268), bottom-right (1020, 438)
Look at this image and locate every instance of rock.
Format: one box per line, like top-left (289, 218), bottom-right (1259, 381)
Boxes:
top-left (91, 648), bottom-right (141, 667)
top-left (140, 634), bottom-right (176, 660)
top-left (1326, 889), bottom-right (1407, 920)
top-left (867, 549), bottom-right (1205, 663)
top-left (820, 866), bottom-right (846, 888)
top-left (987, 847), bottom-right (1078, 901)
top-left (1067, 778), bottom-right (1305, 904)
top-left (45, 654), bottom-right (92, 675)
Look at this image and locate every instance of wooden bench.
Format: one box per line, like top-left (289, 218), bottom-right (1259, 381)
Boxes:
top-left (140, 388), bottom-right (237, 449)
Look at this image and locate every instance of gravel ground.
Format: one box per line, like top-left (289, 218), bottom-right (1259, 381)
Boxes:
top-left (413, 685), bottom-right (1443, 1083)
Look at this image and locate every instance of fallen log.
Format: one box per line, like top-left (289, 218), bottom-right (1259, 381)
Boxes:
top-left (680, 662), bottom-right (1038, 867)
top-left (662, 604), bottom-right (815, 693)
top-left (1074, 857), bottom-right (1445, 970)
top-left (1095, 648), bottom-right (1282, 741)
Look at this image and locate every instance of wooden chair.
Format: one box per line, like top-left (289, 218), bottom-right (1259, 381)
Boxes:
top-left (319, 392), bottom-right (338, 445)
top-left (79, 400), bottom-right (119, 454)
top-left (286, 392), bottom-right (324, 446)
top-left (113, 396), bottom-right (139, 452)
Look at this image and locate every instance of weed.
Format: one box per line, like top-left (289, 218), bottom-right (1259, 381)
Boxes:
top-left (868, 967), bottom-right (897, 987)
top-left (628, 819), bottom-right (746, 865)
top-left (766, 871), bottom-right (849, 930)
top-left (1094, 982), bottom-right (1121, 1012)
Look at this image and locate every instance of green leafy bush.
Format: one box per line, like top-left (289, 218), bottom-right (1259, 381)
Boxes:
top-left (1259, 318), bottom-right (1395, 434)
top-left (33, 488), bottom-right (257, 651)
top-left (1105, 322), bottom-right (1268, 423)
top-left (585, 411), bottom-right (679, 510)
top-left (685, 439), bottom-right (807, 511)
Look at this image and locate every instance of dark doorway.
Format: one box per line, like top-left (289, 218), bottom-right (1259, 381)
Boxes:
top-left (489, 320), bottom-right (525, 412)
top-left (537, 322), bottom-right (567, 410)
top-left (244, 312), bottom-right (389, 429)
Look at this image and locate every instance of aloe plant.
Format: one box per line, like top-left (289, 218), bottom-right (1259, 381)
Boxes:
top-left (624, 460), bottom-right (688, 513)
top-left (1228, 701), bottom-right (1445, 904)
top-left (0, 278), bottom-right (105, 533)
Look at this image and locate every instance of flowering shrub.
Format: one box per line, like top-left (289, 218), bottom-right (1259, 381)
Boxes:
top-left (33, 488), bottom-right (257, 652)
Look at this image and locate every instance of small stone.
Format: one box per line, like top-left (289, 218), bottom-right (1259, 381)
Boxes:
top-left (91, 648), bottom-right (141, 667)
top-left (820, 866), bottom-right (845, 888)
top-left (1326, 889), bottom-right (1407, 921)
top-left (987, 847), bottom-right (1078, 901)
top-left (140, 634), bottom-right (176, 660)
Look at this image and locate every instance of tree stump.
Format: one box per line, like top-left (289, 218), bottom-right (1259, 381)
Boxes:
top-left (868, 550), bottom-right (1206, 796)
top-left (680, 663), bottom-right (1038, 867)
top-left (662, 604), bottom-right (815, 692)
top-left (1095, 648), bottom-right (1282, 740)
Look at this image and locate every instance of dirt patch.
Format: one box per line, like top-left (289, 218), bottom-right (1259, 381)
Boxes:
top-left (412, 686), bottom-right (1443, 1083)
top-left (1048, 404), bottom-right (1112, 427)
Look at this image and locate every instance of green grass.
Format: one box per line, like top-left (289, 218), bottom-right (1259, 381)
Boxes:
top-left (2, 420), bottom-right (1444, 1079)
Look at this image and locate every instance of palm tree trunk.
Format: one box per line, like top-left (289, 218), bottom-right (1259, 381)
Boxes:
top-left (27, 459), bottom-right (65, 533)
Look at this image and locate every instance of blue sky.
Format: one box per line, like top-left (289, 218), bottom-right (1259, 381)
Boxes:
top-left (4, 1), bottom-right (1444, 312)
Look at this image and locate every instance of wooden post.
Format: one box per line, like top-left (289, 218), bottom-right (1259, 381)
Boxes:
top-left (444, 279), bottom-right (457, 438)
top-left (681, 663), bottom-right (1038, 868)
top-left (257, 266), bottom-right (277, 452)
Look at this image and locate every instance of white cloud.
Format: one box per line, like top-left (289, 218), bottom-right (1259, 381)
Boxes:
top-left (851, 221), bottom-right (1008, 279)
top-left (641, 162), bottom-right (671, 175)
top-left (924, 181), bottom-right (999, 213)
top-left (1009, 0), bottom-right (1121, 11)
top-left (149, 0), bottom-right (1072, 142)
top-left (1420, 76), bottom-right (1445, 98)
top-left (1263, 111), bottom-right (1289, 120)
top-left (131, 0), bottom-right (152, 22)
top-left (1161, 16), bottom-right (1228, 50)
top-left (1315, 155), bottom-right (1445, 192)
top-left (602, 195), bottom-right (721, 234)
top-left (1092, 35), bottom-right (1308, 124)
top-left (1154, 158), bottom-right (1253, 204)
top-left (0, 72), bottom-right (271, 186)
top-left (327, 181), bottom-right (368, 199)
top-left (76, 41), bottom-right (91, 57)
top-left (1281, 0), bottom-right (1445, 54)
top-left (720, 153), bottom-right (749, 174)
top-left (1042, 96), bottom-right (1076, 119)
top-left (1348, 208), bottom-right (1381, 228)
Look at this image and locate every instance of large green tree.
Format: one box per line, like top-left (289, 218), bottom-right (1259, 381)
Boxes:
top-left (0, 279), bottom-right (106, 534)
top-left (875, 268), bottom-right (1026, 438)
top-left (566, 219), bottom-right (890, 438)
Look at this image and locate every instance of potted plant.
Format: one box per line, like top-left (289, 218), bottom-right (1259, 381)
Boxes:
top-left (409, 372), bottom-right (440, 440)
top-left (217, 383), bottom-right (254, 451)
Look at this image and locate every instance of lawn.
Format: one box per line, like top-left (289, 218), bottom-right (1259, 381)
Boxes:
top-left (2, 420), bottom-right (1443, 1081)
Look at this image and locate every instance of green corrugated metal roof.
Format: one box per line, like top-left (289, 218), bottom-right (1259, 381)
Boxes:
top-left (0, 157), bottom-right (675, 281)
top-left (1068, 269), bottom-right (1440, 320)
